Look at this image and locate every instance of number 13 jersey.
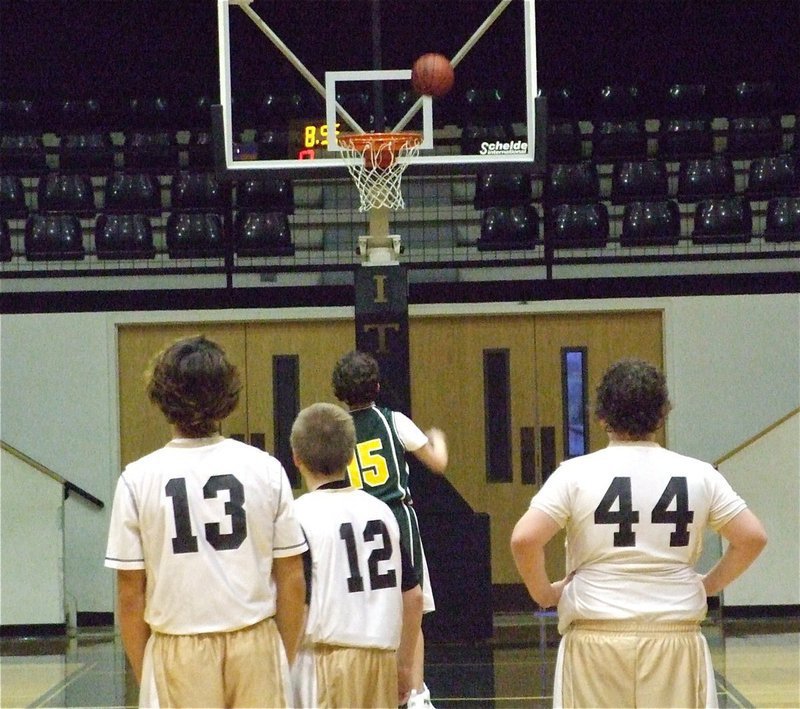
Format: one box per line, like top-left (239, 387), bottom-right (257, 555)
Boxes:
top-left (530, 441), bottom-right (747, 632)
top-left (104, 435), bottom-right (308, 635)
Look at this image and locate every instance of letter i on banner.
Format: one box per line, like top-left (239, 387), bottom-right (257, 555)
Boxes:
top-left (354, 265), bottom-right (411, 415)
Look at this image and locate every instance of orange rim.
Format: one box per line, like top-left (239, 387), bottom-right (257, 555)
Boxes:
top-left (338, 131), bottom-right (423, 154)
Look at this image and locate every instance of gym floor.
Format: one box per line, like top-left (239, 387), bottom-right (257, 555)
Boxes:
top-left (1, 612), bottom-right (798, 708)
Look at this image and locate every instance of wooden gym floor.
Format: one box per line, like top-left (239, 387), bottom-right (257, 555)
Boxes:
top-left (1, 612), bottom-right (798, 708)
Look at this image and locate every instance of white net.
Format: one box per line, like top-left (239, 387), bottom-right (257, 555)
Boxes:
top-left (339, 133), bottom-right (421, 211)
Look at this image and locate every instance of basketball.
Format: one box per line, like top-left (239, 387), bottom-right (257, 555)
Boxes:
top-left (411, 53), bottom-right (454, 97)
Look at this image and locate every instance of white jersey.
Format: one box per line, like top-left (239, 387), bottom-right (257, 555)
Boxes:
top-left (295, 484), bottom-right (414, 650)
top-left (105, 435), bottom-right (308, 635)
top-left (530, 441), bottom-right (747, 633)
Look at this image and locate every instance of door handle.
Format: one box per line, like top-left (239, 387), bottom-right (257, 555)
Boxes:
top-left (250, 432), bottom-right (266, 451)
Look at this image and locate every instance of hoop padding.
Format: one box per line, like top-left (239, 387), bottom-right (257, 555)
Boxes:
top-left (339, 132), bottom-right (422, 211)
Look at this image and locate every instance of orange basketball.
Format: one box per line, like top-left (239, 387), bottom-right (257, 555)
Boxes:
top-left (411, 53), bottom-right (454, 98)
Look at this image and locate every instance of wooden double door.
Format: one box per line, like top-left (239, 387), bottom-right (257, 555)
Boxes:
top-left (118, 310), bottom-right (663, 585)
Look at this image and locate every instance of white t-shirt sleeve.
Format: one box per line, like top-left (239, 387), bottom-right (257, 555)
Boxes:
top-left (272, 466), bottom-right (309, 558)
top-left (392, 410), bottom-right (429, 452)
top-left (528, 465), bottom-right (571, 528)
top-left (706, 467), bottom-right (748, 531)
top-left (104, 473), bottom-right (145, 570)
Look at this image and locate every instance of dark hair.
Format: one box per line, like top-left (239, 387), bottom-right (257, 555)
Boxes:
top-left (291, 402), bottom-right (356, 476)
top-left (146, 335), bottom-right (241, 437)
top-left (594, 359), bottom-right (670, 437)
top-left (332, 350), bottom-right (380, 406)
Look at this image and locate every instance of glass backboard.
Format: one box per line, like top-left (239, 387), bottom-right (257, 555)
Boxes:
top-left (214, 0), bottom-right (544, 178)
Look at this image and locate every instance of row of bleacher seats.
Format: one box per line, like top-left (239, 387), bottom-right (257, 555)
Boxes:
top-left (3, 193), bottom-right (799, 262)
top-left (1, 81), bottom-right (798, 173)
top-left (1, 81), bottom-right (796, 130)
top-left (2, 155), bottom-right (797, 219)
top-left (0, 212), bottom-right (294, 262)
top-left (2, 112), bottom-right (797, 174)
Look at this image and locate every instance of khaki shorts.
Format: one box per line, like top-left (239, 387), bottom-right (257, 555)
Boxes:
top-left (554, 620), bottom-right (717, 708)
top-left (149, 617), bottom-right (292, 708)
top-left (294, 643), bottom-right (398, 708)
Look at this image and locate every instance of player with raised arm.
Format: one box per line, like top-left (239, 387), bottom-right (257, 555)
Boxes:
top-left (332, 350), bottom-right (447, 709)
top-left (105, 336), bottom-right (307, 708)
top-left (290, 402), bottom-right (423, 707)
top-left (511, 358), bottom-right (767, 708)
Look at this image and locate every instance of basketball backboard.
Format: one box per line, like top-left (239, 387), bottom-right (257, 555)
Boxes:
top-left (214, 0), bottom-right (544, 178)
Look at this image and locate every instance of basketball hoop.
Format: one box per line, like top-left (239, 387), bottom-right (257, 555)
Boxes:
top-left (338, 132), bottom-right (422, 211)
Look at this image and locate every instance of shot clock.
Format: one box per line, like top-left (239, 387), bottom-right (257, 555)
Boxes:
top-left (288, 118), bottom-right (341, 159)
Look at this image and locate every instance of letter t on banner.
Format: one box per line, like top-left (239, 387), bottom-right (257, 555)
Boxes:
top-left (354, 265), bottom-right (411, 415)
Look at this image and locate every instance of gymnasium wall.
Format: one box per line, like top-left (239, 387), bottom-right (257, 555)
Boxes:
top-left (1, 293), bottom-right (798, 620)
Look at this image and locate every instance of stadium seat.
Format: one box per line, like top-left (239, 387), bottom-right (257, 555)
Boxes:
top-left (477, 205), bottom-right (539, 250)
top-left (726, 81), bottom-right (783, 158)
top-left (187, 131), bottom-right (214, 168)
top-left (664, 83), bottom-right (709, 117)
top-left (24, 214), bottom-right (85, 260)
top-left (0, 133), bottom-right (47, 174)
top-left (124, 131), bottom-right (179, 170)
top-left (0, 218), bottom-right (12, 261)
top-left (463, 88), bottom-right (507, 122)
top-left (59, 132), bottom-right (115, 172)
top-left (677, 157), bottom-right (735, 202)
top-left (611, 160), bottom-right (669, 204)
top-left (257, 130), bottom-right (291, 160)
top-left (547, 120), bottom-right (583, 162)
top-left (104, 172), bottom-right (162, 213)
top-left (127, 96), bottom-right (173, 130)
top-left (94, 214), bottom-right (155, 259)
top-left (0, 175), bottom-right (27, 218)
top-left (659, 118), bottom-right (715, 160)
top-left (547, 202), bottom-right (609, 248)
top-left (460, 122), bottom-right (511, 157)
top-left (763, 196), bottom-right (800, 242)
top-left (544, 162), bottom-right (600, 205)
top-left (166, 212), bottom-right (225, 258)
top-left (170, 171), bottom-right (226, 212)
top-left (234, 211), bottom-right (295, 257)
top-left (0, 99), bottom-right (41, 132)
top-left (473, 172), bottom-right (532, 209)
top-left (691, 196), bottom-right (752, 244)
top-left (59, 98), bottom-right (104, 131)
top-left (658, 83), bottom-right (714, 160)
top-left (37, 173), bottom-right (96, 215)
top-left (727, 116), bottom-right (783, 158)
top-left (746, 154), bottom-right (799, 199)
top-left (592, 120), bottom-right (648, 162)
top-left (620, 199), bottom-right (681, 247)
top-left (592, 84), bottom-right (647, 161)
top-left (236, 178), bottom-right (295, 214)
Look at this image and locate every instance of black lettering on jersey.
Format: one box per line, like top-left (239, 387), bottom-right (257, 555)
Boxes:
top-left (165, 477), bottom-right (199, 554)
top-left (594, 476), bottom-right (638, 546)
top-left (364, 519), bottom-right (397, 590)
top-left (339, 519), bottom-right (398, 594)
top-left (204, 474), bottom-right (247, 551)
top-left (594, 476), bottom-right (695, 547)
top-left (165, 475), bottom-right (248, 554)
top-left (651, 476), bottom-right (694, 546)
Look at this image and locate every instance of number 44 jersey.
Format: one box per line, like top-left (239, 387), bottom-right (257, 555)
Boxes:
top-left (530, 441), bottom-right (747, 632)
top-left (104, 435), bottom-right (308, 634)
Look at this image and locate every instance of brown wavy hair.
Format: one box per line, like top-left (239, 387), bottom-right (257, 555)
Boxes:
top-left (146, 335), bottom-right (241, 437)
top-left (332, 350), bottom-right (380, 406)
top-left (594, 359), bottom-right (670, 437)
